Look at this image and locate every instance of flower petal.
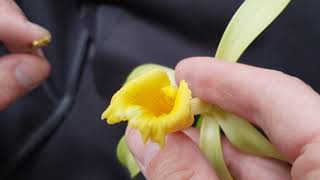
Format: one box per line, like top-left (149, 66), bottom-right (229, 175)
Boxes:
top-left (126, 64), bottom-right (176, 85)
top-left (102, 67), bottom-right (193, 147)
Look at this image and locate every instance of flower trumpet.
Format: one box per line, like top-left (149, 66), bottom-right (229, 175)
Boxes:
top-left (101, 67), bottom-right (193, 147)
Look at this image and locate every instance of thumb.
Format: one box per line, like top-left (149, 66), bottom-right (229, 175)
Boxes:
top-left (125, 128), bottom-right (218, 180)
top-left (0, 54), bottom-right (50, 110)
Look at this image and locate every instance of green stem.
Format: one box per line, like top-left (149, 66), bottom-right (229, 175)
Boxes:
top-left (199, 115), bottom-right (233, 180)
top-left (199, 0), bottom-right (291, 178)
top-left (214, 109), bottom-right (287, 162)
top-left (116, 136), bottom-right (140, 178)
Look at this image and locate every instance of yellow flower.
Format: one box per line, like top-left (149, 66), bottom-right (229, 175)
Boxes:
top-left (101, 68), bottom-right (193, 147)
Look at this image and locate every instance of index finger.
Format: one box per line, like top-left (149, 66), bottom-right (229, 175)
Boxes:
top-left (175, 57), bottom-right (320, 161)
top-left (0, 0), bottom-right (50, 52)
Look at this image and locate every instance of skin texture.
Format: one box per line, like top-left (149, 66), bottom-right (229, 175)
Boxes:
top-left (126, 58), bottom-right (320, 180)
top-left (0, 0), bottom-right (51, 110)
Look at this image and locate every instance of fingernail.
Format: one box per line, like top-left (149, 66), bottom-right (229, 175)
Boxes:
top-left (125, 128), bottom-right (160, 170)
top-left (27, 22), bottom-right (50, 36)
top-left (15, 60), bottom-right (44, 89)
top-left (306, 170), bottom-right (320, 180)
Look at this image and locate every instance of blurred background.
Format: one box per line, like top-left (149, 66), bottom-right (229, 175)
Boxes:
top-left (0, 0), bottom-right (319, 179)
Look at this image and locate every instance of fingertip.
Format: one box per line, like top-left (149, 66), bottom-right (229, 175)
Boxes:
top-left (1, 18), bottom-right (51, 52)
top-left (23, 21), bottom-right (52, 51)
top-left (125, 128), bottom-right (217, 179)
top-left (175, 57), bottom-right (214, 83)
top-left (125, 127), bottom-right (145, 157)
top-left (174, 59), bottom-right (188, 83)
top-left (0, 54), bottom-right (50, 110)
top-left (27, 21), bottom-right (51, 38)
top-left (125, 127), bottom-right (160, 173)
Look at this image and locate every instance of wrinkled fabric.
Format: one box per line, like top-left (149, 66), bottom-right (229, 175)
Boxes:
top-left (0, 0), bottom-right (319, 179)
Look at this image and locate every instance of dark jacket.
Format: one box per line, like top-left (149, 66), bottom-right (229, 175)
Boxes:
top-left (0, 0), bottom-right (319, 179)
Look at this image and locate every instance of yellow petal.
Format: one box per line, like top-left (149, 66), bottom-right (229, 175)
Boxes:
top-left (126, 64), bottom-right (176, 85)
top-left (102, 68), bottom-right (193, 146)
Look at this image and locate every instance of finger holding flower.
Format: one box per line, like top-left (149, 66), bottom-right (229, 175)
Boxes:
top-left (101, 0), bottom-right (292, 179)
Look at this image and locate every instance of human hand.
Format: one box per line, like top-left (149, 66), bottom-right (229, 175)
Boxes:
top-left (125, 57), bottom-right (320, 180)
top-left (0, 0), bottom-right (51, 110)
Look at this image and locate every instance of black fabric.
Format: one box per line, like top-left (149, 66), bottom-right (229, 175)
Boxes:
top-left (0, 1), bottom-right (319, 179)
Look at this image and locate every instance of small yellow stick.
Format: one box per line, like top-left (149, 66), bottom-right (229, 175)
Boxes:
top-left (31, 36), bottom-right (51, 51)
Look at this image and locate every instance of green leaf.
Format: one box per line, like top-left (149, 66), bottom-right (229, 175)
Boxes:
top-left (196, 116), bottom-right (203, 129)
top-left (200, 115), bottom-right (233, 180)
top-left (116, 136), bottom-right (140, 178)
top-left (215, 0), bottom-right (291, 62)
top-left (213, 109), bottom-right (287, 162)
top-left (199, 1), bottom-right (291, 177)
